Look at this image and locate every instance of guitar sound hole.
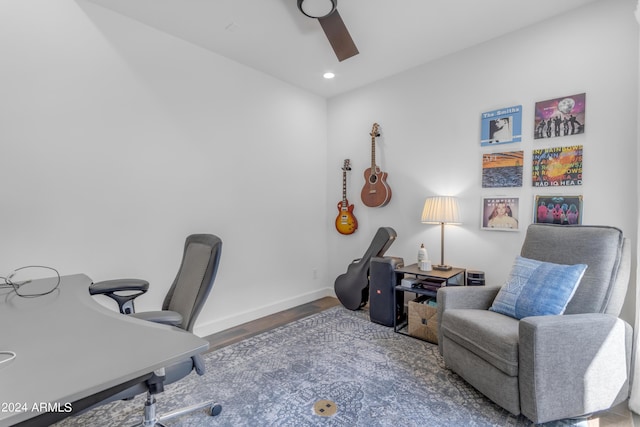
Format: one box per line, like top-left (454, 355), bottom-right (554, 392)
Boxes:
top-left (369, 175), bottom-right (378, 184)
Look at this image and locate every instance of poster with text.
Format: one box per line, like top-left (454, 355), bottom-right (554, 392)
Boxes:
top-left (482, 151), bottom-right (523, 188)
top-left (480, 105), bottom-right (522, 146)
top-left (534, 93), bottom-right (585, 139)
top-left (532, 145), bottom-right (582, 187)
top-left (534, 195), bottom-right (583, 225)
top-left (481, 197), bottom-right (520, 231)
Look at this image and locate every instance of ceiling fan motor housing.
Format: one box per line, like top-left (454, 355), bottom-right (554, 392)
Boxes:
top-left (298, 0), bottom-right (337, 19)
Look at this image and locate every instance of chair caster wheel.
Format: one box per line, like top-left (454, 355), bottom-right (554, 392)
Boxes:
top-left (209, 403), bottom-right (222, 416)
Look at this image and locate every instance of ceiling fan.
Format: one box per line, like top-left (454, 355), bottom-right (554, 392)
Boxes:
top-left (297, 0), bottom-right (359, 62)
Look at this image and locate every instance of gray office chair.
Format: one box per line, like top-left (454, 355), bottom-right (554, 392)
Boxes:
top-left (89, 234), bottom-right (223, 426)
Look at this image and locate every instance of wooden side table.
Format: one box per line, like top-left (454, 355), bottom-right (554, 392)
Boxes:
top-left (393, 264), bottom-right (465, 338)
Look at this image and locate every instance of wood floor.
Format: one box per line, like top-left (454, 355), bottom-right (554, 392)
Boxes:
top-left (202, 297), bottom-right (634, 426)
top-left (203, 297), bottom-right (340, 352)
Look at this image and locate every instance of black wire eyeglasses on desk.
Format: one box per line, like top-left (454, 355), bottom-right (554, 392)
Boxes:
top-left (0, 265), bottom-right (61, 298)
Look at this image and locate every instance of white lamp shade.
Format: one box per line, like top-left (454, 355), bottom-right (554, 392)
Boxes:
top-left (421, 196), bottom-right (461, 224)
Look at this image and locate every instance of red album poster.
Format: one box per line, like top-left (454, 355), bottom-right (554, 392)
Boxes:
top-left (532, 145), bottom-right (582, 187)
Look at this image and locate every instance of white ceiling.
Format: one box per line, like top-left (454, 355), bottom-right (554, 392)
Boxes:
top-left (87, 0), bottom-right (601, 98)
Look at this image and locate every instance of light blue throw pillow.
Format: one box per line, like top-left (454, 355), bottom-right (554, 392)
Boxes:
top-left (490, 256), bottom-right (587, 320)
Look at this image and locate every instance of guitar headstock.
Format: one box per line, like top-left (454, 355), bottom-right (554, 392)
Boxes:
top-left (370, 123), bottom-right (380, 138)
top-left (342, 159), bottom-right (351, 171)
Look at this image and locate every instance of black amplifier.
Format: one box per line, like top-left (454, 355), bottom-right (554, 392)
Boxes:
top-left (467, 270), bottom-right (485, 286)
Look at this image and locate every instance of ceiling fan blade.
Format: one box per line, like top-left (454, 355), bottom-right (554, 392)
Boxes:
top-left (318, 9), bottom-right (359, 62)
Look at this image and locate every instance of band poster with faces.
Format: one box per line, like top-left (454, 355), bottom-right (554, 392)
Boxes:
top-left (481, 197), bottom-right (520, 231)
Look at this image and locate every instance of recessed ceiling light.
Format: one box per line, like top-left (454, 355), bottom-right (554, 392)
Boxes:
top-left (323, 72), bottom-right (335, 79)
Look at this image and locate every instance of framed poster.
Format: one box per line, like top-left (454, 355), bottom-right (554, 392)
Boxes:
top-left (534, 93), bottom-right (585, 139)
top-left (482, 151), bottom-right (523, 188)
top-left (534, 195), bottom-right (583, 225)
top-left (481, 105), bottom-right (522, 146)
top-left (532, 145), bottom-right (583, 187)
top-left (481, 197), bottom-right (520, 231)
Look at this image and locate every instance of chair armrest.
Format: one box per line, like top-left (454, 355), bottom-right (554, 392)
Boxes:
top-left (90, 278), bottom-right (149, 294)
top-left (130, 310), bottom-right (184, 328)
top-left (89, 279), bottom-right (149, 314)
top-left (437, 286), bottom-right (500, 310)
top-left (519, 313), bottom-right (632, 423)
top-left (436, 286), bottom-right (500, 354)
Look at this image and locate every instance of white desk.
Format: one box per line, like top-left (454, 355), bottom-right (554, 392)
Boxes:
top-left (0, 274), bottom-right (209, 426)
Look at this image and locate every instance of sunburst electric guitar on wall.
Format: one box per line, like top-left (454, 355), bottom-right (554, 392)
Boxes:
top-left (361, 123), bottom-right (392, 207)
top-left (335, 159), bottom-right (358, 235)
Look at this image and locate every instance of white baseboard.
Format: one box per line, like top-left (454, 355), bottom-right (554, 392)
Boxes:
top-left (193, 286), bottom-right (336, 338)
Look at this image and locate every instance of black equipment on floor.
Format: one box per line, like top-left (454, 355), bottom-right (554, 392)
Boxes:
top-left (334, 227), bottom-right (397, 310)
top-left (369, 256), bottom-right (405, 327)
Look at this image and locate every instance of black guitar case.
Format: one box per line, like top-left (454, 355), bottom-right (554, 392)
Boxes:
top-left (334, 227), bottom-right (397, 310)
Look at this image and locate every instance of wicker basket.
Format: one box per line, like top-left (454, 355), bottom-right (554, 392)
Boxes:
top-left (408, 297), bottom-right (438, 343)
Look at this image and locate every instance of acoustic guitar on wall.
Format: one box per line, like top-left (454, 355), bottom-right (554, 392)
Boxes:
top-left (361, 123), bottom-right (392, 207)
top-left (335, 159), bottom-right (358, 235)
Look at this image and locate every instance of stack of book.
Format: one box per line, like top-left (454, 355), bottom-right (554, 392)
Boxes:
top-left (414, 279), bottom-right (445, 292)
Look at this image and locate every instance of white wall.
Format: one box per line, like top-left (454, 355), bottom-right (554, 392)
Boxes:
top-left (1, 0), bottom-right (637, 336)
top-left (0, 0), bottom-right (332, 336)
top-left (327, 0), bottom-right (639, 324)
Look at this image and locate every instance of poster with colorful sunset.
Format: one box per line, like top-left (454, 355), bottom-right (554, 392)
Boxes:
top-left (482, 151), bottom-right (523, 188)
top-left (534, 93), bottom-right (586, 139)
top-left (532, 145), bottom-right (583, 187)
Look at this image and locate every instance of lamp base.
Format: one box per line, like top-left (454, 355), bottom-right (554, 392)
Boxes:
top-left (433, 264), bottom-right (452, 271)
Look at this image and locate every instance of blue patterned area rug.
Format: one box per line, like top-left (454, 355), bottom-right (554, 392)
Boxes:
top-left (57, 306), bottom-right (587, 427)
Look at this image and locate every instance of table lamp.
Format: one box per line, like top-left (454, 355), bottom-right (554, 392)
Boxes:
top-left (421, 196), bottom-right (461, 271)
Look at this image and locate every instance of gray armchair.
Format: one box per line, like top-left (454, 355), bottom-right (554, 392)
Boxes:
top-left (437, 224), bottom-right (632, 424)
top-left (89, 234), bottom-right (223, 426)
